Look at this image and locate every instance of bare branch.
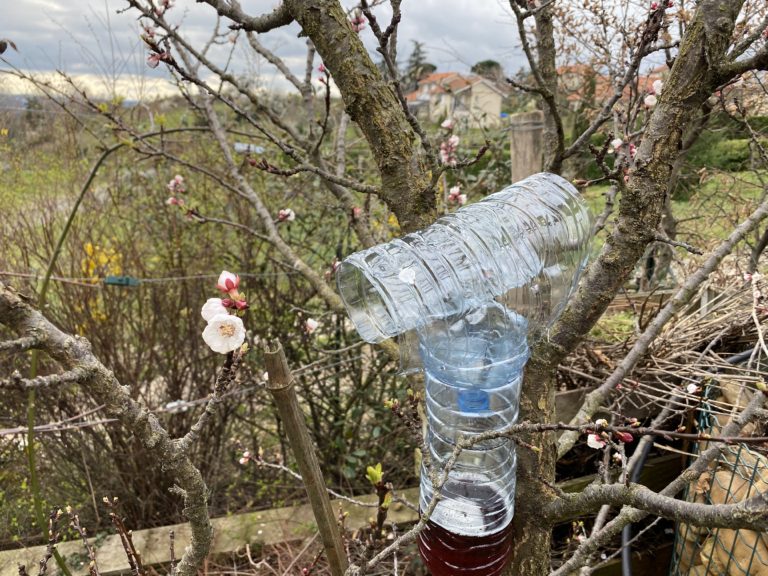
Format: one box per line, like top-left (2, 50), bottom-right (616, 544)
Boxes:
top-left (199, 0), bottom-right (294, 33)
top-left (652, 232), bottom-right (704, 255)
top-left (546, 482), bottom-right (768, 530)
top-left (245, 32), bottom-right (306, 94)
top-left (175, 351), bottom-right (243, 454)
top-left (716, 47), bottom-right (768, 84)
top-left (0, 335), bottom-right (40, 355)
top-left (550, 390), bottom-right (765, 576)
top-left (558, 188), bottom-right (768, 457)
top-left (0, 282), bottom-right (214, 576)
top-left (360, 0), bottom-right (435, 168)
top-left (1, 366), bottom-right (94, 390)
top-left (563, 10), bottom-right (666, 161)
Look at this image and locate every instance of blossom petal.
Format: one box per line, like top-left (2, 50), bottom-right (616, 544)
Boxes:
top-left (201, 298), bottom-right (228, 322)
top-left (587, 433), bottom-right (606, 449)
top-left (216, 270), bottom-right (240, 292)
top-left (202, 313), bottom-right (245, 354)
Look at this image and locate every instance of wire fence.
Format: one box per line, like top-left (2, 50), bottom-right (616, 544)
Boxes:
top-left (670, 387), bottom-right (768, 576)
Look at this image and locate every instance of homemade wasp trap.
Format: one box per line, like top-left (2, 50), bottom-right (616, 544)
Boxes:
top-left (671, 377), bottom-right (768, 576)
top-left (336, 173), bottom-right (592, 575)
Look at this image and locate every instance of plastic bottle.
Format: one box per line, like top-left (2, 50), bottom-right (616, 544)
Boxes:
top-left (335, 172), bottom-right (592, 342)
top-left (335, 172), bottom-right (592, 575)
top-left (416, 302), bottom-right (528, 576)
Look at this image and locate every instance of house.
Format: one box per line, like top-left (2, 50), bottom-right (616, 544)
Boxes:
top-left (556, 64), bottom-right (666, 111)
top-left (404, 72), bottom-right (506, 128)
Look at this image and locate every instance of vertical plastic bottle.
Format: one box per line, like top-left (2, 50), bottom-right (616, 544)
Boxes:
top-left (416, 302), bottom-right (528, 576)
top-left (335, 173), bottom-right (592, 575)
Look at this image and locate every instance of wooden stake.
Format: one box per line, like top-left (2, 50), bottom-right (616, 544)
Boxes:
top-left (264, 340), bottom-right (349, 576)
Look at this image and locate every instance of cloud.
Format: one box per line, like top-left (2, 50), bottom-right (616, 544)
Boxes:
top-left (1, 0), bottom-right (525, 99)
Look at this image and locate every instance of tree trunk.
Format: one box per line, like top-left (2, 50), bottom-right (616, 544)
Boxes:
top-left (505, 1), bottom-right (746, 573)
top-left (285, 0), bottom-right (435, 233)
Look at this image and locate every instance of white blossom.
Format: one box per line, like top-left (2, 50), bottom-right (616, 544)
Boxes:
top-left (305, 318), bottom-right (320, 334)
top-left (203, 313), bottom-right (246, 353)
top-left (201, 298), bottom-right (228, 322)
top-left (644, 94), bottom-right (658, 107)
top-left (652, 79), bottom-right (663, 95)
top-left (587, 433), bottom-right (606, 449)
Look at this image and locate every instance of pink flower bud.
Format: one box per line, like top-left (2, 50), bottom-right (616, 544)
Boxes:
top-left (216, 271), bottom-right (240, 295)
top-left (234, 300), bottom-right (249, 311)
top-left (278, 208), bottom-right (296, 222)
top-left (650, 1), bottom-right (658, 9)
top-left (614, 431), bottom-right (634, 443)
top-left (318, 63), bottom-right (326, 73)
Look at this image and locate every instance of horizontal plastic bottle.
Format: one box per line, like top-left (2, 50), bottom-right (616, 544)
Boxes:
top-left (336, 172), bottom-right (592, 342)
top-left (335, 172), bottom-right (592, 575)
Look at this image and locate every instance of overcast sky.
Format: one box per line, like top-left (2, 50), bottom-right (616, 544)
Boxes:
top-left (1, 0), bottom-right (526, 99)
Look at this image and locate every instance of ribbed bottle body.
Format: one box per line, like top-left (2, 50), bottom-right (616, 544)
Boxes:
top-left (335, 172), bottom-right (592, 343)
top-left (334, 172), bottom-right (593, 575)
top-left (417, 304), bottom-right (527, 575)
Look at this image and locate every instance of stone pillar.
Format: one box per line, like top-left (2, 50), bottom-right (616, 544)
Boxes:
top-left (509, 110), bottom-right (544, 181)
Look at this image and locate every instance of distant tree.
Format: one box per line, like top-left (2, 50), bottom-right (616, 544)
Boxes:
top-left (403, 40), bottom-right (436, 92)
top-left (471, 58), bottom-right (504, 81)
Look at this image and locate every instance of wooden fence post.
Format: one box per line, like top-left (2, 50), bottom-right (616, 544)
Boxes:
top-left (509, 110), bottom-right (545, 181)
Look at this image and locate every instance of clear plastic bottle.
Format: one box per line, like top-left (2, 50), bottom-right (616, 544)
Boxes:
top-left (335, 173), bottom-right (592, 574)
top-left (416, 303), bottom-right (527, 576)
top-left (336, 172), bottom-right (592, 342)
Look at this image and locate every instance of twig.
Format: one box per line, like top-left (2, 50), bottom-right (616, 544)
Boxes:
top-left (176, 350), bottom-right (243, 454)
top-left (68, 510), bottom-right (101, 576)
top-left (558, 189), bottom-right (768, 458)
top-left (653, 232), bottom-right (703, 255)
top-left (0, 336), bottom-right (40, 354)
top-left (1, 366), bottom-right (94, 390)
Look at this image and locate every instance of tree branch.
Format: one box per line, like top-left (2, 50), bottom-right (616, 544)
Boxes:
top-left (716, 47), bottom-right (768, 84)
top-left (541, 0), bottom-right (749, 368)
top-left (558, 187), bottom-right (768, 457)
top-left (200, 0), bottom-right (294, 33)
top-left (546, 482), bottom-right (768, 530)
top-left (0, 335), bottom-right (40, 354)
top-left (283, 0), bottom-right (435, 233)
top-left (550, 388), bottom-right (765, 576)
top-left (175, 351), bottom-right (243, 454)
top-left (1, 366), bottom-right (94, 390)
top-left (0, 281), bottom-right (214, 576)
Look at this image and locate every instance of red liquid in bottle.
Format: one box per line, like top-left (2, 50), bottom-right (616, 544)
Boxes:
top-left (419, 519), bottom-right (512, 576)
top-left (418, 483), bottom-right (513, 576)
